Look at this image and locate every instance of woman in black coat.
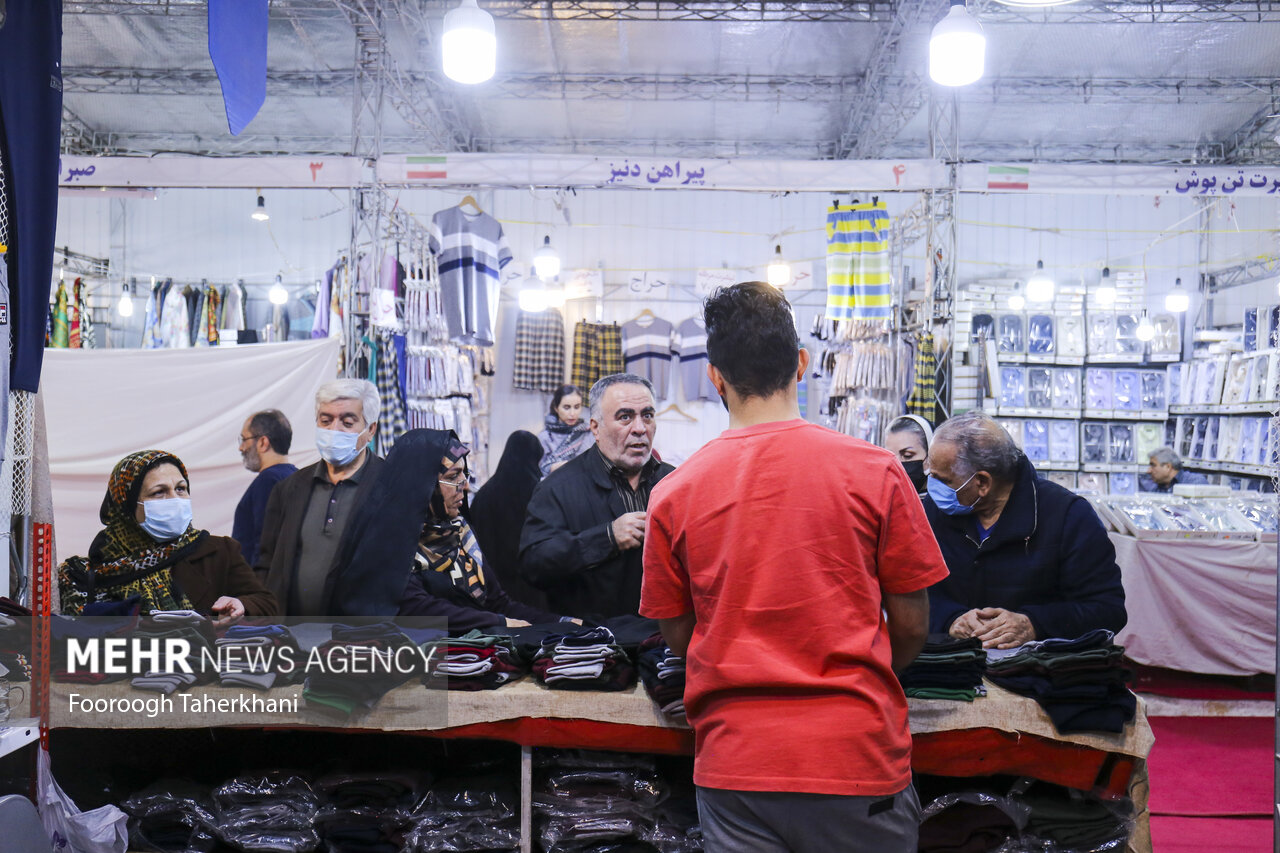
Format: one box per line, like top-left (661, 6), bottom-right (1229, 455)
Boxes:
top-left (468, 430), bottom-right (548, 610)
top-left (329, 429), bottom-right (572, 631)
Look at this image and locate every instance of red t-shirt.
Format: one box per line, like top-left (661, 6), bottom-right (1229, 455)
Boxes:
top-left (640, 419), bottom-right (949, 796)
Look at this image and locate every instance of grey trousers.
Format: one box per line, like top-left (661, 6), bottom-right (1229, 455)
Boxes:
top-left (697, 782), bottom-right (920, 853)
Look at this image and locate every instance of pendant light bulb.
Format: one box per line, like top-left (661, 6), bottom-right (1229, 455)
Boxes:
top-left (766, 245), bottom-right (791, 288)
top-left (929, 1), bottom-right (986, 87)
top-left (1025, 259), bottom-right (1055, 303)
top-left (533, 235), bottom-right (560, 281)
top-left (1096, 267), bottom-right (1117, 307)
top-left (442, 0), bottom-right (497, 85)
top-left (1008, 282), bottom-right (1026, 311)
top-left (251, 193), bottom-right (270, 222)
top-left (1135, 310), bottom-right (1156, 342)
top-left (1165, 277), bottom-right (1190, 313)
top-left (518, 276), bottom-right (548, 313)
top-left (117, 280), bottom-right (135, 318)
top-left (268, 274), bottom-right (289, 305)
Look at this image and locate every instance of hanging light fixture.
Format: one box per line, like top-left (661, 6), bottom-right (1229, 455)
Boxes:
top-left (1026, 260), bottom-right (1055, 303)
top-left (532, 235), bottom-right (561, 281)
top-left (766, 245), bottom-right (791, 288)
top-left (117, 279), bottom-right (135, 318)
top-left (251, 191), bottom-right (270, 222)
top-left (1135, 310), bottom-right (1156, 342)
top-left (1165, 277), bottom-right (1190, 313)
top-left (442, 0), bottom-right (497, 85)
top-left (929, 0), bottom-right (985, 87)
top-left (1008, 281), bottom-right (1026, 311)
top-left (1096, 267), bottom-right (1117, 307)
top-left (268, 274), bottom-right (289, 305)
top-left (518, 275), bottom-right (549, 313)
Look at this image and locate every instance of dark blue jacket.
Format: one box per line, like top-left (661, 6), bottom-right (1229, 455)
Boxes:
top-left (923, 456), bottom-right (1127, 640)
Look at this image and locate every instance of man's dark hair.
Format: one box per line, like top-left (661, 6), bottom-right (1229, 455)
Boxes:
top-left (703, 281), bottom-right (800, 400)
top-left (248, 409), bottom-right (293, 455)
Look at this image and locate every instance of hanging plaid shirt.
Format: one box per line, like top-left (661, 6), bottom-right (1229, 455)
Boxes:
top-left (376, 332), bottom-right (409, 454)
top-left (906, 332), bottom-right (937, 419)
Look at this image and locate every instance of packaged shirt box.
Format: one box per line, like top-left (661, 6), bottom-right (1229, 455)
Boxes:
top-left (1051, 368), bottom-right (1081, 411)
top-left (1109, 423), bottom-right (1135, 464)
top-left (1056, 315), bottom-right (1087, 359)
top-left (1027, 314), bottom-right (1055, 356)
top-left (1088, 313), bottom-right (1116, 357)
top-left (1023, 419), bottom-right (1049, 461)
top-left (1112, 370), bottom-right (1141, 412)
top-left (1077, 472), bottom-right (1107, 494)
top-left (1218, 417), bottom-right (1244, 463)
top-left (1244, 307), bottom-right (1258, 353)
top-left (1221, 355), bottom-right (1251, 405)
top-left (1151, 313), bottom-right (1180, 357)
top-left (997, 419), bottom-right (1024, 449)
top-left (1177, 416), bottom-right (1195, 460)
top-left (1140, 369), bottom-right (1167, 411)
top-left (1000, 366), bottom-right (1027, 409)
top-left (1044, 471), bottom-right (1077, 490)
top-left (1085, 368), bottom-right (1113, 410)
top-left (1081, 422), bottom-right (1109, 464)
top-left (1114, 313), bottom-right (1144, 356)
top-left (1049, 421), bottom-right (1078, 463)
top-left (1109, 472), bottom-right (1138, 496)
top-left (1134, 422), bottom-right (1165, 464)
top-left (998, 313), bottom-right (1026, 357)
top-left (1026, 367), bottom-right (1053, 409)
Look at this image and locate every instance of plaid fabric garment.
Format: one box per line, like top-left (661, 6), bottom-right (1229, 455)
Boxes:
top-left (376, 332), bottom-right (409, 454)
top-left (512, 308), bottom-right (566, 392)
top-left (906, 332), bottom-right (937, 419)
top-left (570, 322), bottom-right (625, 403)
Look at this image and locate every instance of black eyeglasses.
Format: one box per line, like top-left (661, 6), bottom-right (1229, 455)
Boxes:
top-left (238, 433), bottom-right (264, 447)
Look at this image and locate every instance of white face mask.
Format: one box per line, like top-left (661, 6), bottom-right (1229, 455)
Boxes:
top-left (316, 426), bottom-right (366, 466)
top-left (139, 498), bottom-right (193, 542)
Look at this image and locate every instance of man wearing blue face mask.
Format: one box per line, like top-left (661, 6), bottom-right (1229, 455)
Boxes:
top-left (924, 411), bottom-right (1126, 649)
top-left (256, 379), bottom-right (384, 617)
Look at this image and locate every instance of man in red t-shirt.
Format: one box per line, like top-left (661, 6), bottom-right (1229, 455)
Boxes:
top-left (641, 281), bottom-right (950, 853)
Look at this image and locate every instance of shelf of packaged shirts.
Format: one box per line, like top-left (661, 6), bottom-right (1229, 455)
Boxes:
top-left (1169, 403), bottom-right (1279, 415)
top-left (994, 354), bottom-right (1085, 366)
top-left (1081, 462), bottom-right (1146, 474)
top-left (995, 407), bottom-right (1083, 420)
top-left (1082, 409), bottom-right (1170, 422)
top-left (0, 718), bottom-right (39, 759)
top-left (1086, 353), bottom-right (1179, 365)
top-left (1029, 461), bottom-right (1081, 472)
top-left (995, 354), bottom-right (1176, 367)
top-left (1181, 460), bottom-right (1276, 478)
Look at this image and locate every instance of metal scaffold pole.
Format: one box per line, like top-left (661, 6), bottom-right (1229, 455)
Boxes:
top-left (925, 87), bottom-right (959, 420)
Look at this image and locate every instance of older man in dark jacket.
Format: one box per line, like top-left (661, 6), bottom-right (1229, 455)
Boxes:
top-left (923, 411), bottom-right (1126, 648)
top-left (519, 373), bottom-right (675, 622)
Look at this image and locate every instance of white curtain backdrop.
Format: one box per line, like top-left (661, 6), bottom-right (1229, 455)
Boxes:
top-left (41, 338), bottom-right (340, 559)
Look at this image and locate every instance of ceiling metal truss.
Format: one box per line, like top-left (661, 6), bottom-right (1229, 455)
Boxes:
top-left (61, 0), bottom-right (1280, 23)
top-left (971, 0), bottom-right (1280, 24)
top-left (63, 66), bottom-right (1280, 107)
top-left (1214, 94), bottom-right (1280, 162)
top-left (835, 0), bottom-right (945, 159)
top-left (892, 138), bottom-right (1223, 165)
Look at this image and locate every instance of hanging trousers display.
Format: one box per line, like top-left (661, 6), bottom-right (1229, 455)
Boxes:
top-left (825, 201), bottom-right (891, 321)
top-left (570, 321), bottom-right (623, 403)
top-left (513, 308), bottom-right (565, 393)
top-left (906, 331), bottom-right (937, 420)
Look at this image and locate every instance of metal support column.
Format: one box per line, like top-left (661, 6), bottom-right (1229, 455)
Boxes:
top-left (925, 87), bottom-right (959, 419)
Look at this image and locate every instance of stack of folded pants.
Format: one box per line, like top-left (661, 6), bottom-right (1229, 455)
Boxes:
top-left (303, 622), bottom-right (422, 717)
top-left (421, 630), bottom-right (528, 690)
top-left (131, 610), bottom-right (217, 694)
top-left (315, 772), bottom-right (425, 853)
top-left (637, 632), bottom-right (686, 719)
top-left (986, 629), bottom-right (1135, 734)
top-left (899, 634), bottom-right (987, 701)
top-left (213, 772), bottom-right (319, 852)
top-left (534, 750), bottom-right (673, 853)
top-left (123, 780), bottom-right (220, 853)
top-left (532, 627), bottom-right (635, 691)
top-left (403, 773), bottom-right (521, 853)
top-left (53, 596), bottom-right (140, 683)
top-left (1013, 780), bottom-right (1132, 850)
top-left (216, 625), bottom-right (304, 691)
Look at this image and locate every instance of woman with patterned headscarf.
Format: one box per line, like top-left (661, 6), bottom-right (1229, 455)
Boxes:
top-left (329, 429), bottom-right (576, 630)
top-left (57, 450), bottom-right (278, 625)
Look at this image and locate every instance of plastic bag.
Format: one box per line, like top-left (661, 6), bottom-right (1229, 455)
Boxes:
top-left (37, 748), bottom-right (130, 853)
top-left (122, 781), bottom-right (218, 853)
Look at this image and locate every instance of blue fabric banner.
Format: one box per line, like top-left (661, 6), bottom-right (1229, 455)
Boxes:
top-left (208, 0), bottom-right (268, 136)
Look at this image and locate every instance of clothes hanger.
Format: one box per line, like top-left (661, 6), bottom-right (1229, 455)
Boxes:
top-left (655, 402), bottom-right (698, 422)
top-left (630, 308), bottom-right (657, 324)
top-left (458, 194), bottom-right (483, 214)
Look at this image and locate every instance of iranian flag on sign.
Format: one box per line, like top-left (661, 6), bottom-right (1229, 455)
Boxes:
top-left (988, 165), bottom-right (1029, 190)
top-left (407, 156), bottom-right (447, 180)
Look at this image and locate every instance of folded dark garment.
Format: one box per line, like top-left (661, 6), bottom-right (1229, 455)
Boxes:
top-left (918, 800), bottom-right (1018, 853)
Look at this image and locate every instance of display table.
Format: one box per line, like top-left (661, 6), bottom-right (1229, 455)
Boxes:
top-left (1110, 531), bottom-right (1277, 676)
top-left (51, 677), bottom-right (1152, 853)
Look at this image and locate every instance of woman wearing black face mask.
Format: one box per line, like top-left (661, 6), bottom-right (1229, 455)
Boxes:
top-left (885, 415), bottom-right (934, 497)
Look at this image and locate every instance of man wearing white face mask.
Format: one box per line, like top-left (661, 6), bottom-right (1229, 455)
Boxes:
top-left (256, 379), bottom-right (384, 617)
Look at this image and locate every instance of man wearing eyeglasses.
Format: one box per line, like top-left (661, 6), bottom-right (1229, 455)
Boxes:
top-left (256, 378), bottom-right (384, 617)
top-left (232, 409), bottom-right (298, 565)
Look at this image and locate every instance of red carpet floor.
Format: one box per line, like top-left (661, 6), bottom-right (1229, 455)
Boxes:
top-left (1147, 716), bottom-right (1273, 817)
top-left (1132, 663), bottom-right (1275, 702)
top-left (1150, 815), bottom-right (1273, 852)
